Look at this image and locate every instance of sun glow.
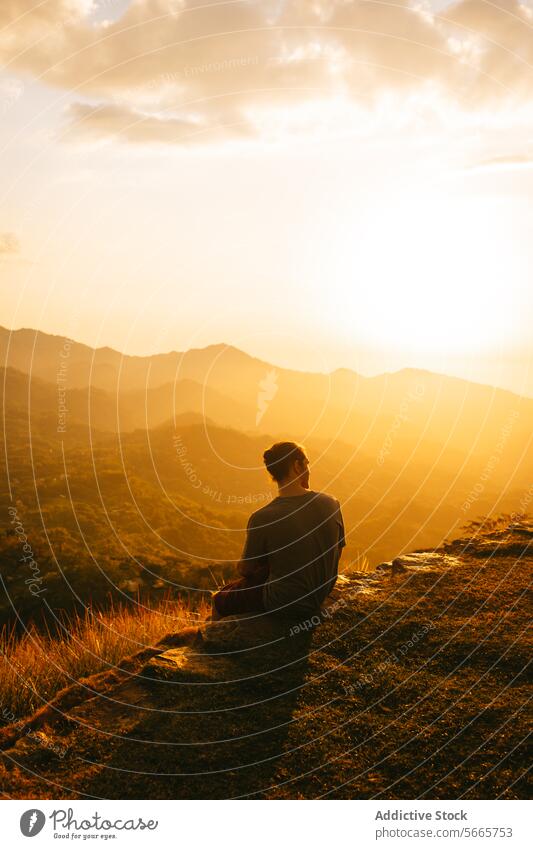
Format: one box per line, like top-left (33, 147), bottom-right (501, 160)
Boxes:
top-left (329, 189), bottom-right (523, 356)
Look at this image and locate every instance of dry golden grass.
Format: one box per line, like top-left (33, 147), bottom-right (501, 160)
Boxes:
top-left (342, 552), bottom-right (371, 573)
top-left (0, 596), bottom-right (210, 720)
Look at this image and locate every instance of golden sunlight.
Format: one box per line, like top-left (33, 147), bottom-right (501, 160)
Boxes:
top-left (330, 188), bottom-right (521, 355)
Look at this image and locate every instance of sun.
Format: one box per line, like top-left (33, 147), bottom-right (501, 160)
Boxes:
top-left (329, 187), bottom-right (521, 358)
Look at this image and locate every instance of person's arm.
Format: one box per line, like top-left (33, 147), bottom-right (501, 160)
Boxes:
top-left (238, 514), bottom-right (268, 580)
top-left (239, 558), bottom-right (268, 580)
top-left (337, 500), bottom-right (346, 560)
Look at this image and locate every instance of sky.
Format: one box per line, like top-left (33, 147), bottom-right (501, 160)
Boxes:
top-left (1, 0), bottom-right (532, 395)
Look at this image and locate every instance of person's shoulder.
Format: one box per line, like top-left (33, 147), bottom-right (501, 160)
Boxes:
top-left (248, 498), bottom-right (281, 523)
top-left (312, 491), bottom-right (341, 509)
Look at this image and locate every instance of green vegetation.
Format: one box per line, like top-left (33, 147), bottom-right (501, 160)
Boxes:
top-left (1, 400), bottom-right (244, 628)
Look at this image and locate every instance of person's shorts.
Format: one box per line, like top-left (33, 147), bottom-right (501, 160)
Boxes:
top-left (212, 577), bottom-right (265, 617)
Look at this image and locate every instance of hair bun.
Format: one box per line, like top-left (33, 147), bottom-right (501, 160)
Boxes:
top-left (262, 442), bottom-right (306, 483)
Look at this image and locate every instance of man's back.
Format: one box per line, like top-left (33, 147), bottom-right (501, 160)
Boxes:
top-left (243, 490), bottom-right (345, 617)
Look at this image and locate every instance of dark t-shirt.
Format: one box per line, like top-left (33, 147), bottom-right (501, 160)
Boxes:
top-left (241, 490), bottom-right (345, 617)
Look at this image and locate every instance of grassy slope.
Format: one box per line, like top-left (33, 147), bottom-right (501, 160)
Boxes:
top-left (0, 517), bottom-right (530, 800)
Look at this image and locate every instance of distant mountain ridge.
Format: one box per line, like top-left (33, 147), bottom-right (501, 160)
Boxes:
top-left (0, 329), bottom-right (533, 496)
top-left (1, 324), bottom-right (524, 398)
top-left (0, 325), bottom-right (280, 395)
top-left (1, 326), bottom-right (530, 447)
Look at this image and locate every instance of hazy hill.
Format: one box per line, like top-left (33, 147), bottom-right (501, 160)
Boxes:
top-left (1, 518), bottom-right (530, 800)
top-left (2, 325), bottom-right (532, 474)
top-left (0, 325), bottom-right (269, 396)
top-left (0, 365), bottom-right (250, 432)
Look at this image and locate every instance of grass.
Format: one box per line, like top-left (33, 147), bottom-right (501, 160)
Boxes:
top-left (0, 595), bottom-right (210, 720)
top-left (343, 553), bottom-right (371, 573)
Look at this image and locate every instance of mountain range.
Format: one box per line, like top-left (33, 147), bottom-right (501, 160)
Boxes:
top-left (1, 324), bottom-right (531, 626)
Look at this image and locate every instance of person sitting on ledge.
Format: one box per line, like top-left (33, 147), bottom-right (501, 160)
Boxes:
top-left (212, 441), bottom-right (345, 620)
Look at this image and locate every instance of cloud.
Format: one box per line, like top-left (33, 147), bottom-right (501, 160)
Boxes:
top-left (443, 0), bottom-right (533, 99)
top-left (0, 232), bottom-right (20, 254)
top-left (62, 101), bottom-right (200, 143)
top-left (470, 152), bottom-right (533, 172)
top-left (1, 0), bottom-right (533, 144)
top-left (61, 95), bottom-right (260, 144)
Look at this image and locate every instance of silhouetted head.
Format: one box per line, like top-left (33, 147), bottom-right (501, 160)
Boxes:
top-left (263, 441), bottom-right (309, 488)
